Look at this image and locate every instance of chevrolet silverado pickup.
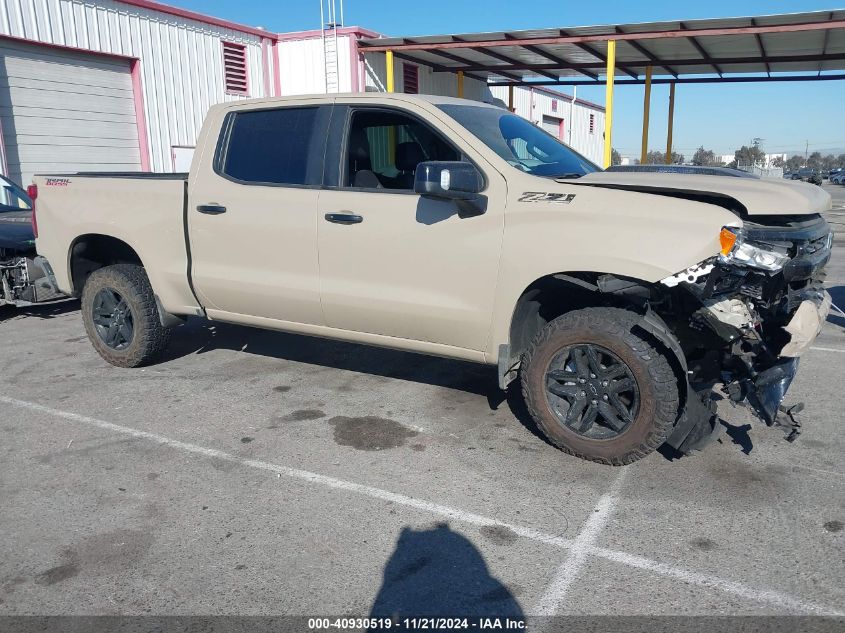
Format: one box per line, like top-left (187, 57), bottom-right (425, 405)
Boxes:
top-left (32, 94), bottom-right (833, 465)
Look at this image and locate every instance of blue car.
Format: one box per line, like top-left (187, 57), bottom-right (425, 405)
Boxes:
top-left (0, 175), bottom-right (63, 307)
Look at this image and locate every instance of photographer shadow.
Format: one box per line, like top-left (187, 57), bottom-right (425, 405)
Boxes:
top-left (369, 524), bottom-right (524, 626)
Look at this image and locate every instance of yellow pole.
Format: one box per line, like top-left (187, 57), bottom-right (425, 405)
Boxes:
top-left (602, 40), bottom-right (616, 168)
top-left (508, 84), bottom-right (514, 111)
top-left (665, 82), bottom-right (676, 165)
top-left (457, 70), bottom-right (464, 98)
top-left (386, 50), bottom-right (394, 93)
top-left (640, 65), bottom-right (653, 164)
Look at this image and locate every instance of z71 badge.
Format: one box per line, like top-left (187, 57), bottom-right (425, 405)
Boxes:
top-left (518, 192), bottom-right (576, 204)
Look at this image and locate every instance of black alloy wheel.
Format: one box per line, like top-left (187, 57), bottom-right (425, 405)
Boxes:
top-left (545, 344), bottom-right (640, 440)
top-left (91, 287), bottom-right (135, 350)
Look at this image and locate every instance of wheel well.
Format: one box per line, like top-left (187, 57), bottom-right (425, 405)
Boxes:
top-left (507, 272), bottom-right (655, 370)
top-left (69, 234), bottom-right (142, 296)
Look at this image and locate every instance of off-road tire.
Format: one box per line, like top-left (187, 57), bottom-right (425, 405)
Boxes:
top-left (521, 307), bottom-right (680, 465)
top-left (81, 264), bottom-right (171, 368)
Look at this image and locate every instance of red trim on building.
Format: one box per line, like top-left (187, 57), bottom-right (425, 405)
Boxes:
top-left (0, 34), bottom-right (151, 172)
top-left (0, 114), bottom-right (9, 178)
top-left (272, 39), bottom-right (282, 96)
top-left (349, 34), bottom-right (361, 92)
top-left (222, 40), bottom-right (249, 95)
top-left (261, 37), bottom-right (272, 96)
top-left (0, 32), bottom-right (136, 61)
top-left (116, 0), bottom-right (274, 40)
top-left (129, 59), bottom-right (152, 171)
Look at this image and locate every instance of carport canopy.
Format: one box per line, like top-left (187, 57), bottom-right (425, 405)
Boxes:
top-left (358, 10), bottom-right (845, 168)
top-left (357, 10), bottom-right (845, 84)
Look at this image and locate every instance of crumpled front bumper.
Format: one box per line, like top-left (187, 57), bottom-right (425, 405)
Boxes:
top-left (748, 290), bottom-right (831, 424)
top-left (779, 291), bottom-right (832, 357)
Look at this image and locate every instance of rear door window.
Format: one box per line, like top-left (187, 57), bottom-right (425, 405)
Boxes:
top-left (218, 106), bottom-right (330, 186)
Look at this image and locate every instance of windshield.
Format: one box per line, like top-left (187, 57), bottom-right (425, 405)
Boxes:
top-left (437, 104), bottom-right (600, 177)
top-left (0, 175), bottom-right (32, 213)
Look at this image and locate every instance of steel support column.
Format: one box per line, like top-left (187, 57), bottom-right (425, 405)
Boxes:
top-left (603, 40), bottom-right (616, 168)
top-left (386, 49), bottom-right (395, 92)
top-left (665, 82), bottom-right (676, 164)
top-left (640, 65), bottom-right (652, 164)
top-left (457, 70), bottom-right (464, 97)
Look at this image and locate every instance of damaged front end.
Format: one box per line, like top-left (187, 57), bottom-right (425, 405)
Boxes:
top-left (0, 249), bottom-right (63, 307)
top-left (657, 214), bottom-right (832, 451)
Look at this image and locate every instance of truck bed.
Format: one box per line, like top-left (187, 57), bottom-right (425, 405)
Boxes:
top-left (32, 172), bottom-right (200, 317)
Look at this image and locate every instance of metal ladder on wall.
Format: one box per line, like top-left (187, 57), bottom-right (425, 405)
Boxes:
top-left (321, 0), bottom-right (344, 94)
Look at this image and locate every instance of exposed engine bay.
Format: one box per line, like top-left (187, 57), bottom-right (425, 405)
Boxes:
top-left (0, 179), bottom-right (64, 308)
top-left (654, 214), bottom-right (833, 451)
top-left (1, 247), bottom-right (63, 307)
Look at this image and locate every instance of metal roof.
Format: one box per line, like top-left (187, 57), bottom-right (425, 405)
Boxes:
top-left (357, 10), bottom-right (845, 85)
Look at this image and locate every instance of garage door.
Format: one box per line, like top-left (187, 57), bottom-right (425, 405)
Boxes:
top-left (0, 39), bottom-right (141, 186)
top-left (541, 115), bottom-right (562, 140)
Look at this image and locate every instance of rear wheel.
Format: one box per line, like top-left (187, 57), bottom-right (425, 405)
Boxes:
top-left (521, 307), bottom-right (680, 465)
top-left (81, 264), bottom-right (170, 367)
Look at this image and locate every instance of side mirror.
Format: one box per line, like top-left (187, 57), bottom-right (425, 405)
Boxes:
top-left (414, 161), bottom-right (486, 217)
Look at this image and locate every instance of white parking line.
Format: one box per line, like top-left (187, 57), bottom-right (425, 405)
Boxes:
top-left (1, 395), bottom-right (841, 616)
top-left (533, 467), bottom-right (629, 616)
top-left (810, 346), bottom-right (845, 354)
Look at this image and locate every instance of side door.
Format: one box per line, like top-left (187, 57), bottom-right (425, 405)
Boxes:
top-left (316, 103), bottom-right (506, 353)
top-left (188, 101), bottom-right (331, 325)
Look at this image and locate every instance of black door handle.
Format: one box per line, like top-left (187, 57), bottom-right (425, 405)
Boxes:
top-left (324, 212), bottom-right (363, 225)
top-left (197, 204), bottom-right (227, 215)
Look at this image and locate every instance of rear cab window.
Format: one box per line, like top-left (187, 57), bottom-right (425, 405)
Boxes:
top-left (216, 106), bottom-right (331, 186)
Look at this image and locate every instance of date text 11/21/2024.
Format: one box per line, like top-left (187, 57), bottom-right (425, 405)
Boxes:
top-left (307, 617), bottom-right (527, 629)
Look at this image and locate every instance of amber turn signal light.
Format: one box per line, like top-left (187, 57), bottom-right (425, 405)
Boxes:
top-left (719, 227), bottom-right (738, 256)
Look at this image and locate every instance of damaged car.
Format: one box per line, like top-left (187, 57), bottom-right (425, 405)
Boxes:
top-left (31, 94), bottom-right (834, 465)
top-left (0, 174), bottom-right (63, 308)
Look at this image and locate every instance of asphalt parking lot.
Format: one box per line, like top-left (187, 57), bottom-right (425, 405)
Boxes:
top-left (1, 185), bottom-right (844, 622)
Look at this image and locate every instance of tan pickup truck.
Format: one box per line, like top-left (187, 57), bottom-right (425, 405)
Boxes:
top-left (32, 93), bottom-right (833, 465)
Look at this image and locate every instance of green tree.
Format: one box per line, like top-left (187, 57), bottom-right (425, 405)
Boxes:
top-left (644, 150), bottom-right (684, 165)
top-left (786, 155), bottom-right (804, 171)
top-left (692, 146), bottom-right (717, 166)
top-left (611, 148), bottom-right (622, 166)
top-left (771, 155), bottom-right (785, 168)
top-left (837, 154), bottom-right (845, 168)
top-left (734, 145), bottom-right (765, 167)
top-left (821, 154), bottom-right (837, 171)
top-left (806, 151), bottom-right (823, 170)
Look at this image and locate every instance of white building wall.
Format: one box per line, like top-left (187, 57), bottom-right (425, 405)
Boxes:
top-left (0, 0), bottom-right (272, 171)
top-left (489, 85), bottom-right (605, 165)
top-left (277, 34), bottom-right (353, 95)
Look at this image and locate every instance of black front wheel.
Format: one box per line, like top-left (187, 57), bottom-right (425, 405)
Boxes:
top-left (521, 307), bottom-right (681, 465)
top-left (81, 264), bottom-right (171, 367)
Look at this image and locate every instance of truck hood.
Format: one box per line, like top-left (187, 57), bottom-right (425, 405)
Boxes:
top-left (568, 172), bottom-right (832, 217)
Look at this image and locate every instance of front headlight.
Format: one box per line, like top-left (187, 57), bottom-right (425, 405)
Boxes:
top-left (718, 226), bottom-right (790, 271)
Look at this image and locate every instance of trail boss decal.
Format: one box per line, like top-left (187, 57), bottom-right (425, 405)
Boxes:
top-left (518, 192), bottom-right (576, 204)
top-left (45, 178), bottom-right (70, 186)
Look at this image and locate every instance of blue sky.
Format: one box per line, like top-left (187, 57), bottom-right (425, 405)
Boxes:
top-left (174, 0), bottom-right (844, 159)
